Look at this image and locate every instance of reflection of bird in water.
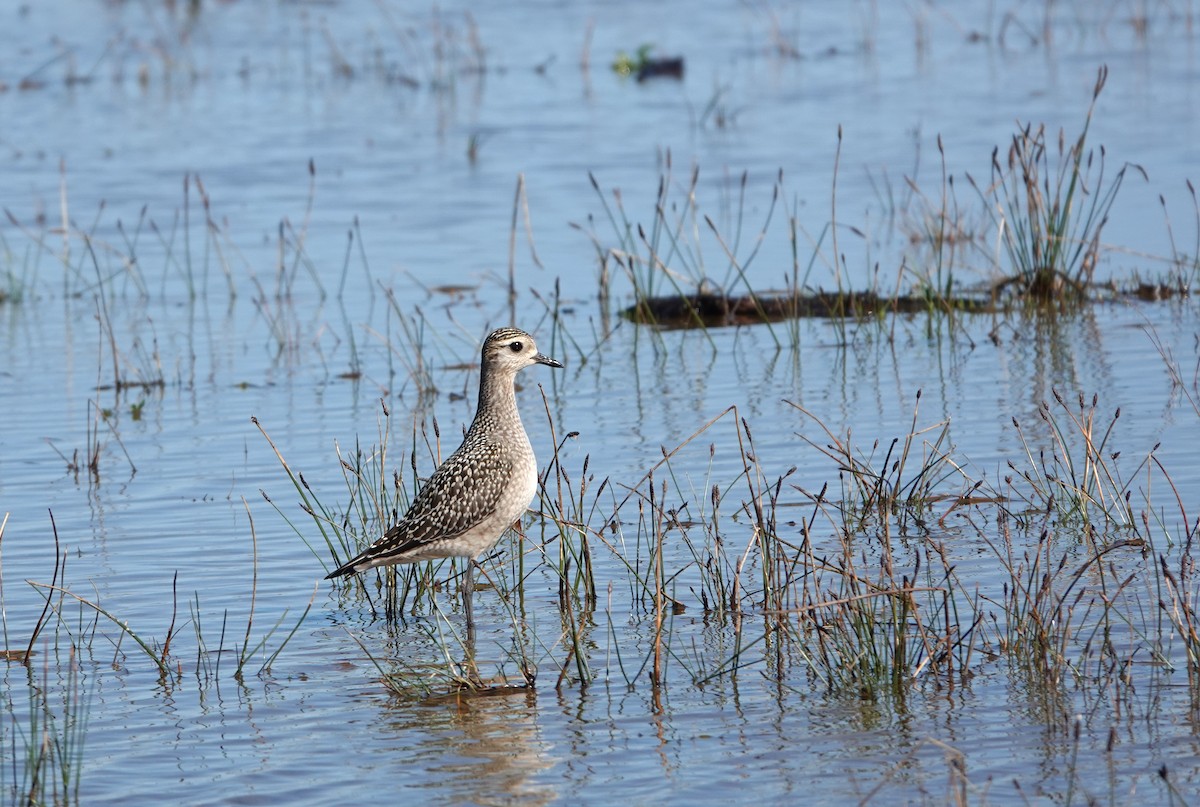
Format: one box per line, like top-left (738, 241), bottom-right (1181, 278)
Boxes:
top-left (325, 327), bottom-right (562, 632)
top-left (382, 689), bottom-right (556, 805)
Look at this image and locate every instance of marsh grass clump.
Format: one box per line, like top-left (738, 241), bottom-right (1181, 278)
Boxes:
top-left (526, 402), bottom-right (981, 694)
top-left (256, 406), bottom-right (443, 624)
top-left (794, 532), bottom-right (976, 697)
top-left (535, 408), bottom-right (601, 686)
top-left (772, 401), bottom-right (980, 695)
top-left (974, 66), bottom-right (1144, 306)
top-left (4, 647), bottom-right (91, 806)
top-left (787, 391), bottom-right (966, 535)
top-left (340, 591), bottom-right (537, 698)
top-left (1005, 390), bottom-right (1139, 530)
top-left (580, 158), bottom-right (784, 343)
top-left (25, 509), bottom-right (311, 687)
top-left (972, 389), bottom-right (1200, 695)
top-left (2, 516), bottom-right (88, 805)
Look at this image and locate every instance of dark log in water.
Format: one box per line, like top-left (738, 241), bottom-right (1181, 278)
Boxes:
top-left (621, 290), bottom-right (995, 328)
top-left (636, 57), bottom-right (685, 82)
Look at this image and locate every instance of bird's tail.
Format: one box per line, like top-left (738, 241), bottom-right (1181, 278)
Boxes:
top-left (324, 560), bottom-right (359, 580)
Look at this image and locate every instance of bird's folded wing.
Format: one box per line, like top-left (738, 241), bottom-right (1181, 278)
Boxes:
top-left (373, 444), bottom-right (513, 556)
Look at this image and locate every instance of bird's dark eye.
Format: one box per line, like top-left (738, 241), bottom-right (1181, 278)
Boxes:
top-left (509, 341), bottom-right (523, 353)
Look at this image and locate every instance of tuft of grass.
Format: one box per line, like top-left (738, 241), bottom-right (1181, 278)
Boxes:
top-left (787, 391), bottom-right (968, 535)
top-left (1005, 390), bottom-right (1142, 530)
top-left (256, 406), bottom-right (443, 624)
top-left (9, 647), bottom-right (91, 806)
top-left (972, 66), bottom-right (1145, 304)
top-left (582, 157), bottom-right (783, 343)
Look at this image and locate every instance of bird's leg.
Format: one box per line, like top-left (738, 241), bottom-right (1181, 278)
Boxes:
top-left (464, 560), bottom-right (477, 647)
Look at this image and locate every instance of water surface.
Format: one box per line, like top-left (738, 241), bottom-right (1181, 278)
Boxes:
top-left (2, 1), bottom-right (1200, 804)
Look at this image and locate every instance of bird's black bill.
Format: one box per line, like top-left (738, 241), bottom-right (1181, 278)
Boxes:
top-left (535, 353), bottom-right (563, 368)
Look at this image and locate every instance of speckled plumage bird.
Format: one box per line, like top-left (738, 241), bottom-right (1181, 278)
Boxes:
top-left (325, 327), bottom-right (562, 629)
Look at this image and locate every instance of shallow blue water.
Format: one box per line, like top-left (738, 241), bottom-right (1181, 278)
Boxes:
top-left (2, 1), bottom-right (1200, 804)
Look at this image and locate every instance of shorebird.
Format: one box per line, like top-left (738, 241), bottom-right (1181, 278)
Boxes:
top-left (325, 327), bottom-right (562, 633)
